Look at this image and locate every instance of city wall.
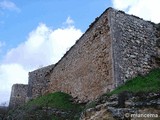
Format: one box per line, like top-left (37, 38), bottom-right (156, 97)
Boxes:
top-left (47, 8), bottom-right (158, 101)
top-left (28, 64), bottom-right (54, 99)
top-left (9, 8), bottom-right (159, 108)
top-left (110, 10), bottom-right (157, 86)
top-left (48, 8), bottom-right (113, 102)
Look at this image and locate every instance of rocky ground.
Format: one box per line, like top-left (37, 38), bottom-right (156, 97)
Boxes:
top-left (2, 91), bottom-right (160, 120)
top-left (80, 92), bottom-right (160, 120)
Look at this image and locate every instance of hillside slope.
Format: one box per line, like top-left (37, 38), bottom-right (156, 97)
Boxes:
top-left (5, 69), bottom-right (160, 120)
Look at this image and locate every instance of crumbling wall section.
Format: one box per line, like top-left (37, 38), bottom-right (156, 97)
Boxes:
top-left (9, 84), bottom-right (28, 109)
top-left (28, 64), bottom-right (54, 99)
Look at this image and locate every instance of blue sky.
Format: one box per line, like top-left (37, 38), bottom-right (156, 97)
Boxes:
top-left (0, 0), bottom-right (110, 54)
top-left (0, 0), bottom-right (160, 105)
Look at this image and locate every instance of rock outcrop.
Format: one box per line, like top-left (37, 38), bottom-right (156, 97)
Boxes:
top-left (80, 92), bottom-right (160, 120)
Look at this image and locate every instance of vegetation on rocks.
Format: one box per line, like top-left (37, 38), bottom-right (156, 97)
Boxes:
top-left (7, 92), bottom-right (84, 120)
top-left (108, 68), bottom-right (160, 96)
top-left (80, 69), bottom-right (160, 119)
top-left (26, 92), bottom-right (82, 110)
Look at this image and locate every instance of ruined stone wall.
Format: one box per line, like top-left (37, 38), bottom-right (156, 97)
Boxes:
top-left (48, 8), bottom-right (114, 102)
top-left (9, 84), bottom-right (28, 109)
top-left (28, 64), bottom-right (54, 99)
top-left (109, 9), bottom-right (157, 86)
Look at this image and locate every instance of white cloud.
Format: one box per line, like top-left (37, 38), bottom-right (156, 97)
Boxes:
top-left (112, 0), bottom-right (137, 10)
top-left (49, 26), bottom-right (82, 62)
top-left (0, 0), bottom-right (20, 12)
top-left (112, 0), bottom-right (160, 23)
top-left (0, 17), bottom-right (83, 104)
top-left (4, 23), bottom-right (82, 69)
top-left (64, 16), bottom-right (74, 26)
top-left (0, 63), bottom-right (28, 105)
top-left (0, 64), bottom-right (28, 86)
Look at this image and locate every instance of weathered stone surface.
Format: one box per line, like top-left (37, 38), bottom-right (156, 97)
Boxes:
top-left (9, 7), bottom-right (160, 109)
top-left (47, 8), bottom-right (158, 102)
top-left (48, 8), bottom-right (113, 101)
top-left (110, 9), bottom-right (158, 86)
top-left (80, 92), bottom-right (160, 120)
top-left (28, 64), bottom-right (54, 99)
top-left (80, 104), bottom-right (115, 120)
top-left (9, 84), bottom-right (28, 109)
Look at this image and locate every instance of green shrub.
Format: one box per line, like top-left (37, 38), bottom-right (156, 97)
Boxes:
top-left (22, 91), bottom-right (84, 120)
top-left (26, 91), bottom-right (82, 111)
top-left (108, 69), bottom-right (160, 95)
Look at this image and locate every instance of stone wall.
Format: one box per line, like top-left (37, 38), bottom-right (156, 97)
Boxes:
top-left (109, 9), bottom-right (157, 86)
top-left (48, 8), bottom-right (114, 102)
top-left (47, 8), bottom-right (158, 101)
top-left (9, 7), bottom-right (160, 107)
top-left (28, 64), bottom-right (54, 99)
top-left (9, 84), bottom-right (28, 109)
